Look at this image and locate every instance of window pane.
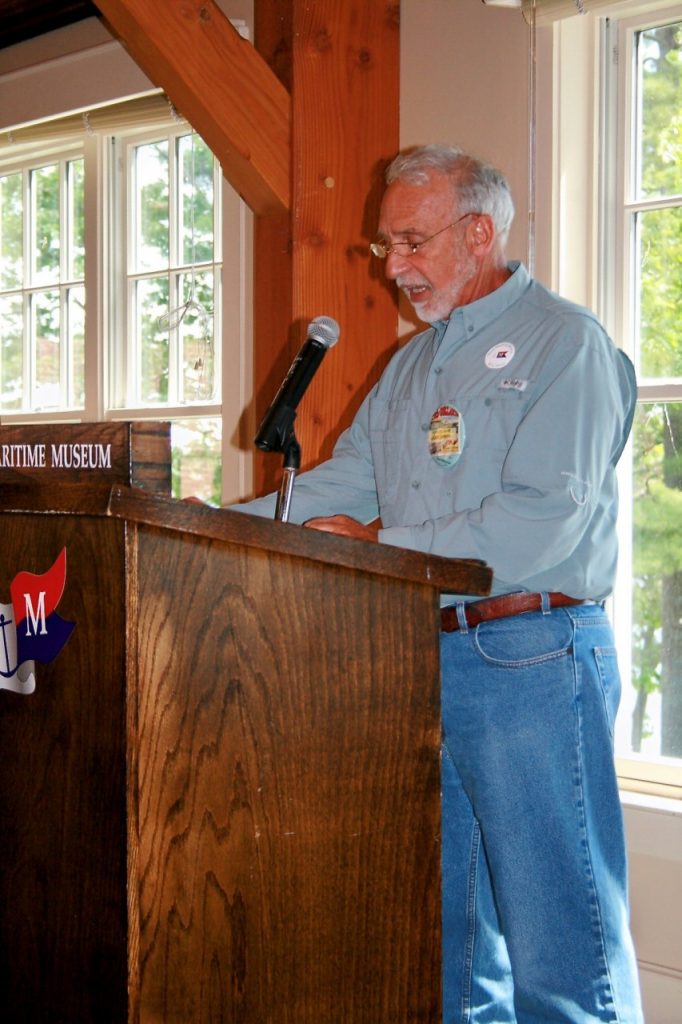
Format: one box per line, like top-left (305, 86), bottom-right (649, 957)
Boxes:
top-left (32, 288), bottom-right (61, 408)
top-left (32, 164), bottom-right (60, 286)
top-left (134, 141), bottom-right (169, 272)
top-left (636, 206), bottom-right (682, 379)
top-left (68, 159), bottom-right (85, 280)
top-left (0, 294), bottom-right (23, 410)
top-left (136, 275), bottom-right (169, 403)
top-left (620, 401), bottom-right (682, 763)
top-left (179, 133), bottom-right (214, 265)
top-left (67, 285), bottom-right (85, 408)
top-left (171, 417), bottom-right (222, 505)
top-left (180, 269), bottom-right (216, 401)
top-left (0, 172), bottom-right (23, 290)
top-left (636, 20), bottom-right (682, 200)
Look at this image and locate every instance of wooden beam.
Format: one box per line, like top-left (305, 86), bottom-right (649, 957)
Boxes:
top-left (253, 0), bottom-right (400, 492)
top-left (92, 0), bottom-right (291, 215)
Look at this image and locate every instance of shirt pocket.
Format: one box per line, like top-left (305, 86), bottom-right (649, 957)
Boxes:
top-left (447, 390), bottom-right (528, 503)
top-left (367, 396), bottom-right (414, 506)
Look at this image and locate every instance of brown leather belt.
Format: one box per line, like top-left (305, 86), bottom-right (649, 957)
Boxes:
top-left (441, 592), bottom-right (591, 632)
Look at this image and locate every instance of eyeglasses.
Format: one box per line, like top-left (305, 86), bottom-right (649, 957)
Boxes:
top-left (369, 212), bottom-right (477, 259)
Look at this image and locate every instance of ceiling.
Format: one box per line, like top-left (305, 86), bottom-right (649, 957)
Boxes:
top-left (0, 0), bottom-right (100, 50)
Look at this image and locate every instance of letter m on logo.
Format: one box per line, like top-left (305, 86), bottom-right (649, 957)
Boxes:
top-left (23, 591), bottom-right (48, 636)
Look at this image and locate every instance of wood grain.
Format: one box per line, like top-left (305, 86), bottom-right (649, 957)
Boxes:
top-left (130, 526), bottom-right (442, 1022)
top-left (0, 472), bottom-right (458, 1021)
top-left (0, 514), bottom-right (128, 1022)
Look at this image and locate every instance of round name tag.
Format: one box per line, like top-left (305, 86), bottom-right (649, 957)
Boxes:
top-left (428, 404), bottom-right (463, 466)
top-left (485, 342), bottom-right (516, 369)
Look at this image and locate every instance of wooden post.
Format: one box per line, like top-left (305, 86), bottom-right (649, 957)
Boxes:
top-left (254, 0), bottom-right (400, 491)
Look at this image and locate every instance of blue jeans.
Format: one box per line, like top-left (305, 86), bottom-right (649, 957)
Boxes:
top-left (440, 602), bottom-right (643, 1023)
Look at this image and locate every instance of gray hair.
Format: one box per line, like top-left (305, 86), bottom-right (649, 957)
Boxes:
top-left (385, 144), bottom-right (515, 245)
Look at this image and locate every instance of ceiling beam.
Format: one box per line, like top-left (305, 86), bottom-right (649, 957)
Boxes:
top-left (92, 0), bottom-right (291, 215)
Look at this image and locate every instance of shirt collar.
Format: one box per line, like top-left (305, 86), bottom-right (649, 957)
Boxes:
top-left (432, 261), bottom-right (529, 339)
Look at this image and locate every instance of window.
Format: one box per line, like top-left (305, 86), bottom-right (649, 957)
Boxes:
top-left (0, 150), bottom-right (85, 412)
top-left (609, 5), bottom-right (682, 794)
top-left (112, 129), bottom-right (221, 410)
top-left (547, 1), bottom-right (682, 797)
top-left (111, 123), bottom-right (224, 504)
top-left (0, 93), bottom-right (252, 507)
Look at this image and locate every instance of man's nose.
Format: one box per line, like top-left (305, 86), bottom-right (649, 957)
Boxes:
top-left (384, 250), bottom-right (410, 279)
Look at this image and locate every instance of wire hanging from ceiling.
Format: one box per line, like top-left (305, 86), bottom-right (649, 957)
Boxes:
top-left (157, 130), bottom-right (213, 399)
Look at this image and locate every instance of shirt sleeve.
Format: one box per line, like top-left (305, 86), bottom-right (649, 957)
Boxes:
top-left (230, 389), bottom-right (381, 525)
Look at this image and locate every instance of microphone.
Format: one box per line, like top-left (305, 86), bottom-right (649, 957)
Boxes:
top-left (255, 315), bottom-right (341, 453)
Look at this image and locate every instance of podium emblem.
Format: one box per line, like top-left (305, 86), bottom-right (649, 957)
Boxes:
top-left (0, 548), bottom-right (75, 695)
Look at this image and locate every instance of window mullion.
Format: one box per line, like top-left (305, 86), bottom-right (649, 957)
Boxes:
top-left (83, 134), bottom-right (104, 420)
top-left (59, 159), bottom-right (69, 406)
top-left (168, 134), bottom-right (180, 406)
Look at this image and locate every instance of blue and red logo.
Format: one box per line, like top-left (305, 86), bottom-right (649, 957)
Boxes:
top-left (0, 548), bottom-right (75, 695)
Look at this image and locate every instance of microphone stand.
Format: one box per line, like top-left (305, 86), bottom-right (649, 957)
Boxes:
top-left (274, 432), bottom-right (301, 522)
top-left (255, 316), bottom-right (339, 522)
top-left (257, 403), bottom-right (300, 522)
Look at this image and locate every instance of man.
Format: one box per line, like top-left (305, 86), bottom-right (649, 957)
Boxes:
top-left (237, 145), bottom-right (643, 1023)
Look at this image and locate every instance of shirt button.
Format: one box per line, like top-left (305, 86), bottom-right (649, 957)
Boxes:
top-left (434, 366), bottom-right (443, 375)
top-left (467, 324), bottom-right (475, 333)
top-left (421, 423), bottom-right (429, 431)
top-left (411, 481), bottom-right (420, 489)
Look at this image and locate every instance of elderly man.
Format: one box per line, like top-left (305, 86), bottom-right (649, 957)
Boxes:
top-left (237, 145), bottom-right (643, 1023)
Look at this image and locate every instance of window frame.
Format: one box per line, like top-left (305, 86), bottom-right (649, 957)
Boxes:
top-left (544, 0), bottom-right (682, 799)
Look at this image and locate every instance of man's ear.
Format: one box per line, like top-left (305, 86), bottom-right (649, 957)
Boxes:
top-left (467, 214), bottom-right (496, 254)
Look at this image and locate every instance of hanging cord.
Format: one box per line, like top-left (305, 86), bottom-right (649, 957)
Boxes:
top-left (527, 0), bottom-right (537, 274)
top-left (157, 131), bottom-right (212, 395)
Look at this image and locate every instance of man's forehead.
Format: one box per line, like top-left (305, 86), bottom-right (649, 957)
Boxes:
top-left (379, 174), bottom-right (454, 228)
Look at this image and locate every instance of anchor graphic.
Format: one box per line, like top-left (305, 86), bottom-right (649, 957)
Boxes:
top-left (0, 610), bottom-right (15, 676)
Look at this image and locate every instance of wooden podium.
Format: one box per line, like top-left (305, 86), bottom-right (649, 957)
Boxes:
top-left (0, 423), bottom-right (492, 1023)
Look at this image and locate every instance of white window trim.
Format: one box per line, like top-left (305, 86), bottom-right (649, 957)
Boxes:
top-left (537, 0), bottom-right (682, 800)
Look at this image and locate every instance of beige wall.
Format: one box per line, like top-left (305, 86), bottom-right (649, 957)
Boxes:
top-left (400, 0), bottom-right (531, 264)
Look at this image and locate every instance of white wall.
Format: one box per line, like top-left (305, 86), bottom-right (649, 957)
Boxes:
top-left (623, 796), bottom-right (682, 1022)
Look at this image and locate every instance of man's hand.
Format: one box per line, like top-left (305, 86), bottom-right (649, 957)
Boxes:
top-left (304, 515), bottom-right (380, 542)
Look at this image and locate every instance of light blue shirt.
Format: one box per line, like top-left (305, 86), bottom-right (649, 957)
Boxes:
top-left (237, 263), bottom-right (636, 600)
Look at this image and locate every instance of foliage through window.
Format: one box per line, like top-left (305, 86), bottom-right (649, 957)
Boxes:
top-left (0, 154), bottom-right (85, 411)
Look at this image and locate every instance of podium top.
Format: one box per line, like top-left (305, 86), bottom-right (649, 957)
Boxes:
top-left (107, 486), bottom-right (493, 597)
top-left (0, 480), bottom-right (492, 597)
